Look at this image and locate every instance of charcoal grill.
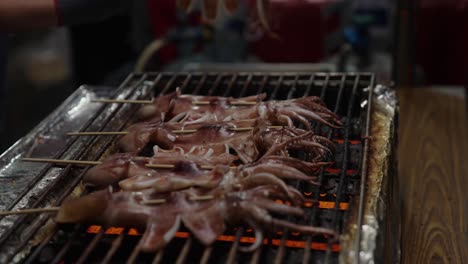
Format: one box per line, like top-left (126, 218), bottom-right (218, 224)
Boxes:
top-left (0, 72), bottom-right (399, 263)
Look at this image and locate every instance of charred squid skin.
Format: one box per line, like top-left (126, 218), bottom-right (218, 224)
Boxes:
top-left (137, 105), bottom-right (158, 121)
top-left (285, 186), bottom-right (306, 206)
top-left (82, 154), bottom-right (133, 188)
top-left (275, 113), bottom-right (294, 128)
top-left (238, 219), bottom-right (264, 252)
top-left (297, 140), bottom-right (332, 153)
top-left (269, 218), bottom-right (339, 242)
top-left (293, 96), bottom-right (326, 107)
top-left (139, 215), bottom-right (182, 252)
top-left (295, 99), bottom-right (341, 122)
top-left (248, 163), bottom-right (318, 183)
top-left (251, 198), bottom-right (304, 216)
top-left (259, 131), bottom-right (316, 158)
top-left (261, 156), bottom-right (332, 173)
top-left (240, 202), bottom-right (338, 241)
top-left (55, 187), bottom-right (113, 224)
top-left (239, 172), bottom-right (291, 196)
top-left (279, 109), bottom-right (312, 130)
top-left (291, 107), bottom-right (342, 129)
top-left (136, 89), bottom-right (180, 121)
top-left (251, 185), bottom-right (304, 207)
top-left (293, 98), bottom-right (338, 118)
top-left (229, 144), bottom-right (255, 164)
top-left (312, 135), bottom-right (337, 153)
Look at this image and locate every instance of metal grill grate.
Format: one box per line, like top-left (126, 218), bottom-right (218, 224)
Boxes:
top-left (0, 72), bottom-right (373, 264)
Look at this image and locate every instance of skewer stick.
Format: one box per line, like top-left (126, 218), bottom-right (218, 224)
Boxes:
top-left (91, 98), bottom-right (257, 106)
top-left (66, 130), bottom-right (198, 136)
top-left (22, 158), bottom-right (101, 166)
top-left (66, 131), bottom-right (128, 136)
top-left (193, 101), bottom-right (257, 106)
top-left (140, 199), bottom-right (167, 205)
top-left (189, 195), bottom-right (215, 201)
top-left (22, 158), bottom-right (237, 170)
top-left (91, 99), bottom-right (154, 104)
top-left (141, 195), bottom-right (216, 206)
top-left (145, 164), bottom-right (237, 170)
top-left (172, 129), bottom-right (198, 134)
top-left (66, 126), bottom-right (285, 136)
top-left (0, 195), bottom-right (219, 216)
top-left (0, 207), bottom-right (60, 216)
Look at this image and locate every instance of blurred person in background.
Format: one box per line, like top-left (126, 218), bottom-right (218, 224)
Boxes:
top-left (0, 0), bottom-right (136, 148)
top-left (0, 1), bottom-right (263, 150)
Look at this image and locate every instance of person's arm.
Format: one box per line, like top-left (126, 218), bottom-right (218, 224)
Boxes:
top-left (0, 0), bottom-right (130, 31)
top-left (0, 0), bottom-right (57, 31)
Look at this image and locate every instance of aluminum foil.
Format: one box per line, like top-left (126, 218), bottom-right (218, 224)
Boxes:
top-left (0, 85), bottom-right (120, 262)
top-left (0, 77), bottom-right (154, 263)
top-left (0, 86), bottom-right (118, 209)
top-left (340, 84), bottom-right (400, 264)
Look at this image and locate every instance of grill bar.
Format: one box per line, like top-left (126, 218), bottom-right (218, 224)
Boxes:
top-left (208, 74), bottom-right (224, 95)
top-left (76, 226), bottom-right (105, 264)
top-left (250, 246), bottom-right (262, 264)
top-left (102, 229), bottom-right (126, 264)
top-left (257, 75), bottom-right (269, 94)
top-left (354, 74), bottom-right (375, 263)
top-left (224, 74), bottom-right (239, 96)
top-left (127, 244), bottom-right (141, 264)
top-left (51, 225), bottom-right (82, 264)
top-left (152, 251), bottom-right (164, 264)
top-left (160, 74), bottom-right (177, 95)
top-left (238, 74), bottom-right (252, 96)
top-left (192, 74), bottom-right (207, 94)
top-left (274, 74), bottom-right (301, 264)
top-left (176, 237), bottom-right (192, 264)
top-left (303, 73), bottom-right (345, 264)
top-left (227, 228), bottom-right (244, 264)
top-left (23, 227), bottom-right (57, 264)
top-left (268, 75), bottom-right (283, 100)
top-left (200, 246), bottom-right (213, 264)
top-left (325, 74), bottom-right (360, 262)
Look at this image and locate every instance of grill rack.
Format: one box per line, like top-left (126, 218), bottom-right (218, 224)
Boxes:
top-left (0, 72), bottom-right (374, 264)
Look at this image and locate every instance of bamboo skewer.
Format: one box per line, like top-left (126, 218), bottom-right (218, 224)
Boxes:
top-left (0, 207), bottom-right (60, 216)
top-left (22, 158), bottom-right (237, 170)
top-left (66, 126), bottom-right (284, 137)
top-left (145, 164), bottom-right (237, 170)
top-left (0, 195), bottom-right (218, 216)
top-left (193, 101), bottom-right (257, 106)
top-left (0, 196), bottom-right (322, 216)
top-left (91, 98), bottom-right (257, 106)
top-left (172, 129), bottom-right (198, 134)
top-left (140, 199), bottom-right (167, 205)
top-left (67, 131), bottom-right (129, 136)
top-left (140, 195), bottom-right (216, 206)
top-left (22, 158), bottom-right (101, 166)
top-left (91, 99), bottom-right (154, 104)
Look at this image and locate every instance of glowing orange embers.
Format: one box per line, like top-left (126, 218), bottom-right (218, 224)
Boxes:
top-left (86, 226), bottom-right (340, 252)
top-left (85, 198), bottom-right (346, 252)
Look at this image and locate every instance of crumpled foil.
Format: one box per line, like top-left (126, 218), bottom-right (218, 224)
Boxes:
top-left (340, 84), bottom-right (400, 264)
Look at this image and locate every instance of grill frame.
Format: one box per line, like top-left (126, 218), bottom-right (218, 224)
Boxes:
top-left (0, 72), bottom-right (374, 264)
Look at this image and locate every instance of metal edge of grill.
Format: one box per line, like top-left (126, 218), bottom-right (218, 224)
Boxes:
top-left (0, 71), bottom-right (397, 264)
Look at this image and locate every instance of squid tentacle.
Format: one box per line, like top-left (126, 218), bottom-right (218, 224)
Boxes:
top-left (238, 220), bottom-right (264, 252)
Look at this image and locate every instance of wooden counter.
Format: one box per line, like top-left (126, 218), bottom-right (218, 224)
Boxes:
top-left (398, 88), bottom-right (467, 263)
